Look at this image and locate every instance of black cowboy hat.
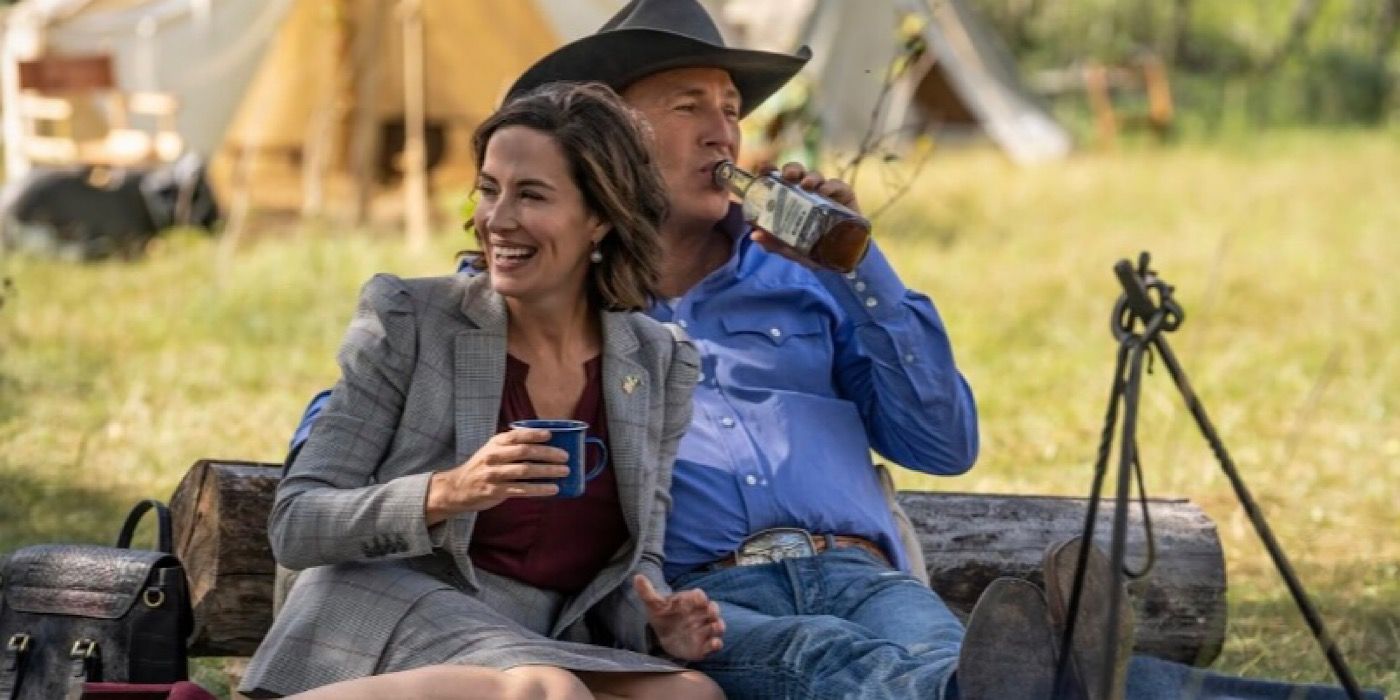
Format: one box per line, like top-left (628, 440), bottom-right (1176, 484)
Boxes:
top-left (508, 0), bottom-right (811, 118)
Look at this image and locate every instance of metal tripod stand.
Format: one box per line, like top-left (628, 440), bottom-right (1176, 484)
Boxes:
top-left (1051, 252), bottom-right (1363, 699)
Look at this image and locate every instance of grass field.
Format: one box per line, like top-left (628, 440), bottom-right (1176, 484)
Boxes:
top-left (1, 130), bottom-right (1396, 694)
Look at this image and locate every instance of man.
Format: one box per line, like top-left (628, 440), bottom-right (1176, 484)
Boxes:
top-left (289, 1), bottom-right (1378, 698)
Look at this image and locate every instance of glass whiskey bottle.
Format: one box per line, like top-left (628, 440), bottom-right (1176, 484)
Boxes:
top-left (713, 161), bottom-right (871, 273)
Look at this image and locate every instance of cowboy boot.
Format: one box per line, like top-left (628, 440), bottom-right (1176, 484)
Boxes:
top-left (957, 577), bottom-right (1059, 700)
top-left (1043, 537), bottom-right (1135, 700)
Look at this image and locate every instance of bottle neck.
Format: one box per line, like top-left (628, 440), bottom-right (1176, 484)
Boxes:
top-left (714, 160), bottom-right (757, 195)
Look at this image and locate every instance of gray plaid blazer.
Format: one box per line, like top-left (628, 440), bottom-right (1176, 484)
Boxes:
top-left (241, 272), bottom-right (698, 694)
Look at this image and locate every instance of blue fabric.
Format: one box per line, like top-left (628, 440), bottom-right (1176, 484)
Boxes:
top-left (649, 206), bottom-right (979, 578)
top-left (1125, 655), bottom-right (1385, 700)
top-left (672, 547), bottom-right (962, 700)
top-left (287, 388), bottom-right (333, 453)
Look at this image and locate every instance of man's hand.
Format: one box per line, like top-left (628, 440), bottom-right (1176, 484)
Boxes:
top-left (777, 161), bottom-right (860, 212)
top-left (633, 575), bottom-right (725, 661)
top-left (750, 161), bottom-right (862, 267)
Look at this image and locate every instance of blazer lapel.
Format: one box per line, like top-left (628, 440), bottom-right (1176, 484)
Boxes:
top-left (447, 275), bottom-right (508, 575)
top-left (551, 312), bottom-right (652, 638)
top-left (600, 311), bottom-right (651, 544)
top-left (454, 276), bottom-right (507, 462)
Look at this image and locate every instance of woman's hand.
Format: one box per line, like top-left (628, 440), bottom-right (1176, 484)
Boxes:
top-left (633, 575), bottom-right (725, 661)
top-left (425, 428), bottom-right (569, 525)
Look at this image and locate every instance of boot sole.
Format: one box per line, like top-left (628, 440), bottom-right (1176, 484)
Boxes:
top-left (1043, 537), bottom-right (1135, 700)
top-left (958, 577), bottom-right (1058, 700)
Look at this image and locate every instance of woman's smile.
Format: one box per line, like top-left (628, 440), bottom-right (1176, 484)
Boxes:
top-left (491, 242), bottom-right (540, 270)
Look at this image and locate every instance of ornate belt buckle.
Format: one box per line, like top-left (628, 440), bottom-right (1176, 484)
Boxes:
top-left (734, 527), bottom-right (817, 566)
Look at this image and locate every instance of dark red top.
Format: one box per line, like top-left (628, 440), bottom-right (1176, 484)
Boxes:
top-left (468, 354), bottom-right (630, 593)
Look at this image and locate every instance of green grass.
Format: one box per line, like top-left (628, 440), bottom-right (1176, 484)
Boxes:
top-left (2, 130), bottom-right (1396, 694)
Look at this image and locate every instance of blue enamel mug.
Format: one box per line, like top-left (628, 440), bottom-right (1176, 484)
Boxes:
top-left (509, 419), bottom-right (608, 498)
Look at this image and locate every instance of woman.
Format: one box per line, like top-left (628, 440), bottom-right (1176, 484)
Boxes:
top-left (240, 83), bottom-right (722, 700)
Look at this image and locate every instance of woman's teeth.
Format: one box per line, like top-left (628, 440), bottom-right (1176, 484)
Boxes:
top-left (495, 245), bottom-right (536, 261)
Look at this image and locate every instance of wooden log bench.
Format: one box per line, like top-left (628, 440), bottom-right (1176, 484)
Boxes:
top-left (170, 459), bottom-right (1227, 667)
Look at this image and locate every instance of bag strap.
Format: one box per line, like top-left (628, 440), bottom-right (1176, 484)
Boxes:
top-left (65, 639), bottom-right (99, 700)
top-left (1, 633), bottom-right (29, 700)
top-left (116, 499), bottom-right (173, 553)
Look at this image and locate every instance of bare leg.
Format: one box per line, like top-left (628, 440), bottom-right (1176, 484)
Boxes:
top-left (577, 670), bottom-right (725, 700)
top-left (504, 665), bottom-right (594, 700)
top-left (284, 664), bottom-right (591, 700)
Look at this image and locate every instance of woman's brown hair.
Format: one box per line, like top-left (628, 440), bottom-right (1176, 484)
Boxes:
top-left (466, 82), bottom-right (667, 311)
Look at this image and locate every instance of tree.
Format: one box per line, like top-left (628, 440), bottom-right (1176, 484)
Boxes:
top-left (1260, 0), bottom-right (1328, 71)
top-left (1377, 0), bottom-right (1400, 61)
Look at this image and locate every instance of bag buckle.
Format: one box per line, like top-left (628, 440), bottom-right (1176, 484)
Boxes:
top-left (68, 637), bottom-right (101, 689)
top-left (733, 527), bottom-right (818, 566)
top-left (5, 634), bottom-right (28, 654)
top-left (69, 639), bottom-right (97, 660)
top-left (142, 587), bottom-right (166, 608)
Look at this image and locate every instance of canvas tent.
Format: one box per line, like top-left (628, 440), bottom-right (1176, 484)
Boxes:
top-left (719, 0), bottom-right (1070, 165)
top-left (221, 0), bottom-right (619, 192)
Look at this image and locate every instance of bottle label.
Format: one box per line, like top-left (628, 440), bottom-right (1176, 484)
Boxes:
top-left (764, 187), bottom-right (822, 253)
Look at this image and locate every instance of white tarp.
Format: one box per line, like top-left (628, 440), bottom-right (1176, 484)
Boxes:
top-left (720, 0), bottom-right (1070, 164)
top-left (2, 0), bottom-right (291, 179)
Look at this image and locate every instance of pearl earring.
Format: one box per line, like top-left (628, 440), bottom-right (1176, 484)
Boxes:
top-left (589, 244), bottom-right (603, 264)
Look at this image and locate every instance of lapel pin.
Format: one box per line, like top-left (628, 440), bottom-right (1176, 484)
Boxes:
top-left (622, 375), bottom-right (641, 394)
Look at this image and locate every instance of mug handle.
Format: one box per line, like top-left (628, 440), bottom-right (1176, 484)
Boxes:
top-left (583, 437), bottom-right (609, 481)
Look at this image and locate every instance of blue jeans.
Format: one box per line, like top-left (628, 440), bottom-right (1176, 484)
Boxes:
top-left (672, 547), bottom-right (1383, 700)
top-left (672, 547), bottom-right (963, 700)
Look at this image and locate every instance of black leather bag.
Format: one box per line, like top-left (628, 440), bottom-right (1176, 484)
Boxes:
top-left (0, 500), bottom-right (192, 700)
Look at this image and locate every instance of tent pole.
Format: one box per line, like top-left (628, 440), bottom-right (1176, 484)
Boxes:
top-left (350, 0), bottom-right (386, 227)
top-left (400, 0), bottom-right (430, 251)
top-left (217, 142), bottom-right (255, 281)
top-left (301, 1), bottom-right (350, 220)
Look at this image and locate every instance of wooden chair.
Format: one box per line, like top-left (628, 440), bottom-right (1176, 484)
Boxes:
top-left (14, 91), bottom-right (85, 165)
top-left (110, 90), bottom-right (185, 164)
top-left (15, 53), bottom-right (184, 168)
top-left (1083, 52), bottom-right (1175, 148)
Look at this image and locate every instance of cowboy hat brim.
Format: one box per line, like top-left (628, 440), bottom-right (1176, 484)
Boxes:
top-left (508, 28), bottom-right (811, 118)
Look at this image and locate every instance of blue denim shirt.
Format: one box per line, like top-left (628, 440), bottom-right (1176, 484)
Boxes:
top-left (652, 206), bottom-right (978, 578)
top-left (289, 205), bottom-right (978, 579)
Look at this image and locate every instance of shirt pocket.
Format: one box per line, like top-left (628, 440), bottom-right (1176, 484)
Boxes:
top-left (719, 314), bottom-right (826, 347)
top-left (717, 314), bottom-right (833, 395)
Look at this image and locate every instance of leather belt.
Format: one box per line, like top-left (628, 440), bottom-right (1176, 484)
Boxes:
top-left (712, 528), bottom-right (890, 569)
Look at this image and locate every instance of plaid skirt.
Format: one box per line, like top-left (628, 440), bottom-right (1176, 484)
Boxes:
top-left (241, 562), bottom-right (679, 697)
top-left (377, 568), bottom-right (681, 674)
